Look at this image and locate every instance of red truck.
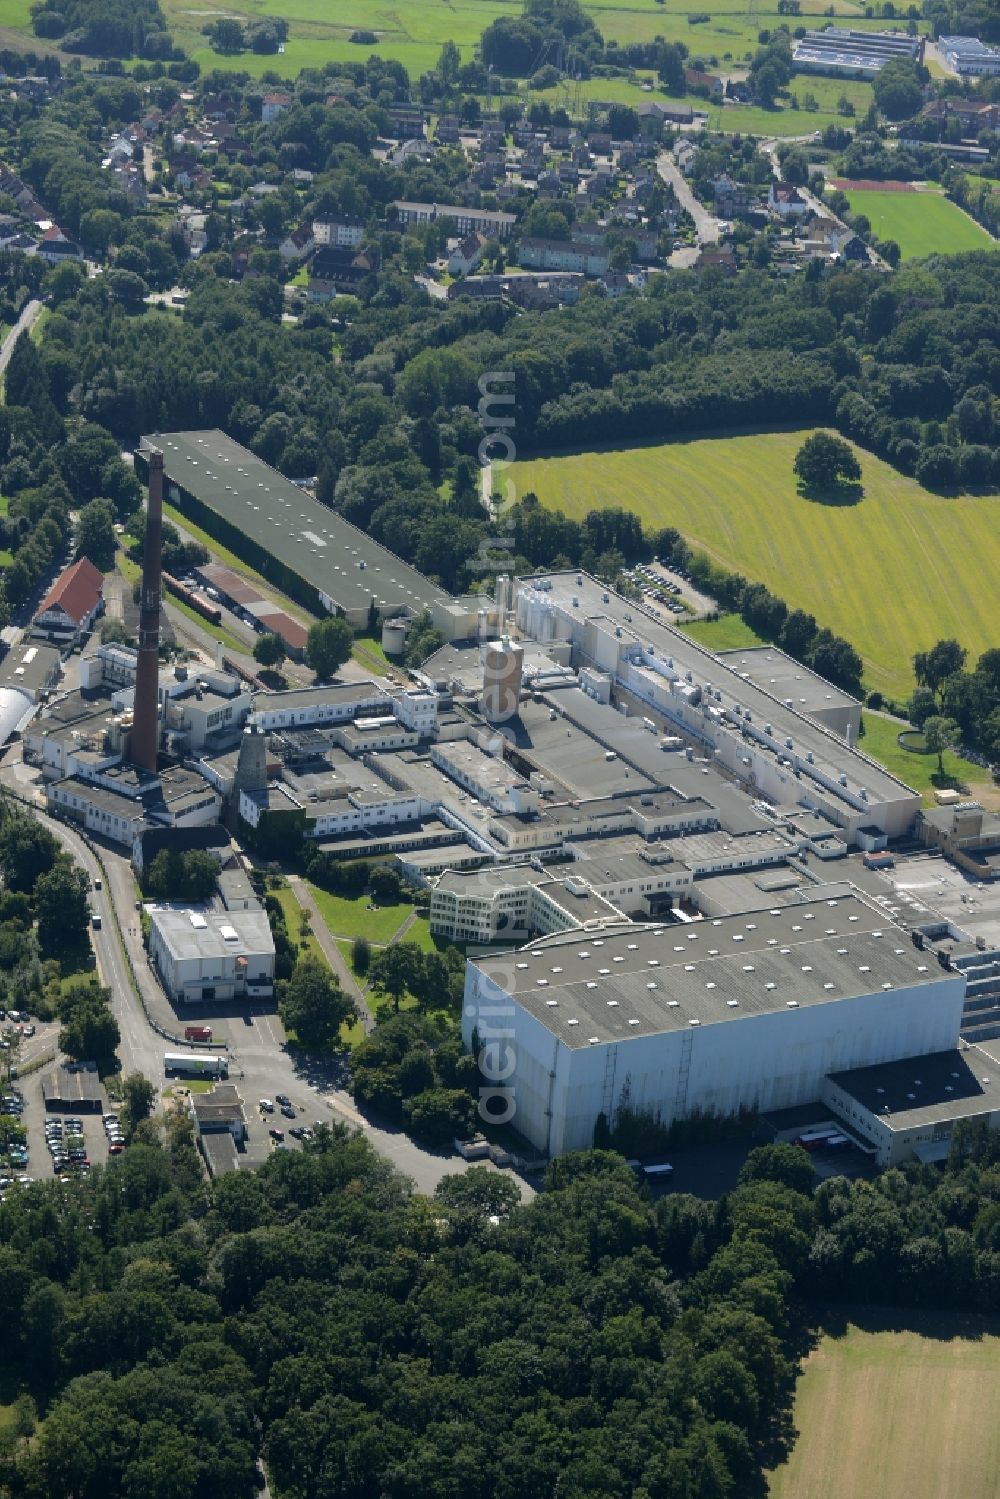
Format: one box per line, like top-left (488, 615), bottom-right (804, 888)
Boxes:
top-left (184, 1025), bottom-right (213, 1043)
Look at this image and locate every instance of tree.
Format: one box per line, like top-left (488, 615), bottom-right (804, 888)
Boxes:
top-left (914, 639), bottom-right (966, 704)
top-left (438, 38), bottom-right (460, 85)
top-left (305, 616), bottom-right (353, 680)
top-left (872, 58), bottom-right (923, 121)
top-left (76, 497), bottom-right (117, 571)
top-left (352, 935), bottom-right (370, 976)
top-left (123, 1072), bottom-right (155, 1134)
top-left (793, 431), bottom-right (862, 490)
top-left (279, 957), bottom-right (355, 1050)
top-left (908, 684), bottom-right (937, 728)
top-left (35, 858), bottom-right (89, 958)
top-left (403, 1086), bottom-right (476, 1145)
top-left (253, 633), bottom-right (286, 669)
top-left (59, 979), bottom-right (120, 1064)
top-left (738, 1143), bottom-right (814, 1195)
top-left (368, 943), bottom-right (424, 1011)
top-left (923, 715), bottom-right (960, 774)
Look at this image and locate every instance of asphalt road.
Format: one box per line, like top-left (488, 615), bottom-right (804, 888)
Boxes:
top-left (657, 153), bottom-right (720, 246)
top-left (0, 299), bottom-right (42, 379)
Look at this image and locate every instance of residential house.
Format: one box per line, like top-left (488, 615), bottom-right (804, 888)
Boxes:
top-left (313, 216), bottom-right (365, 248)
top-left (436, 115), bottom-right (461, 144)
top-left (279, 221), bottom-right (315, 263)
top-left (695, 245), bottom-right (738, 274)
top-left (538, 169), bottom-right (563, 198)
top-left (685, 67), bottom-right (724, 99)
top-left (35, 226), bottom-right (81, 264)
top-left (711, 174), bottom-right (753, 218)
top-left (386, 104), bottom-right (426, 138)
top-left (769, 182), bottom-right (809, 217)
top-left (517, 236), bottom-right (610, 276)
top-left (446, 274), bottom-right (505, 301)
top-left (34, 558), bottom-right (104, 643)
top-left (447, 231), bottom-right (487, 276)
top-left (674, 138), bottom-right (699, 174)
top-left (261, 91), bottom-right (291, 123)
top-left (391, 201), bottom-right (516, 239)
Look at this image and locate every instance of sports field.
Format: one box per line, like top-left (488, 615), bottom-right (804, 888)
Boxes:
top-left (841, 186), bottom-right (996, 260)
top-left (768, 1321), bottom-right (1000, 1499)
top-left (513, 429), bottom-right (1000, 699)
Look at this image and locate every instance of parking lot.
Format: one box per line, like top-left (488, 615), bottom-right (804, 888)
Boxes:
top-left (245, 1085), bottom-right (322, 1168)
top-left (11, 1068), bottom-right (110, 1185)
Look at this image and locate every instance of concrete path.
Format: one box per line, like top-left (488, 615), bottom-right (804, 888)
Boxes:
top-left (289, 876), bottom-right (375, 1034)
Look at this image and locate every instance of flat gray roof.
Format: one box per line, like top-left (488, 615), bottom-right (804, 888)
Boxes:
top-left (829, 1047), bottom-right (1000, 1131)
top-left (524, 575), bottom-right (915, 808)
top-left (716, 645), bottom-right (860, 714)
top-left (470, 893), bottom-right (946, 1048)
top-left (148, 431), bottom-right (451, 616)
top-left (0, 641), bottom-right (60, 694)
top-left (51, 777), bottom-right (145, 819)
top-left (253, 682), bottom-right (387, 714)
top-left (149, 906), bottom-right (274, 961)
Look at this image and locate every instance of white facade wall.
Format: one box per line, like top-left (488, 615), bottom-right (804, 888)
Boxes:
top-left (251, 689), bottom-right (385, 730)
top-left (46, 782), bottom-right (143, 848)
top-left (463, 965), bottom-right (965, 1156)
top-left (310, 791), bottom-right (423, 837)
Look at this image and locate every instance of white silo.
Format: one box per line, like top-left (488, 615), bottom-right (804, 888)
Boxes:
top-left (482, 637), bottom-right (524, 724)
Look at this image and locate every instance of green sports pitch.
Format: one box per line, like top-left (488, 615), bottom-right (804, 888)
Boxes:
top-left (841, 186), bottom-right (997, 261)
top-left (512, 428), bottom-right (1000, 700)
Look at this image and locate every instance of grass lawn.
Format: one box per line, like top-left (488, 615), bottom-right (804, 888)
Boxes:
top-left (842, 187), bottom-right (996, 259)
top-left (768, 1320), bottom-right (1000, 1499)
top-left (161, 501), bottom-right (316, 628)
top-left (272, 884), bottom-right (326, 966)
top-left (514, 428), bottom-right (1000, 701)
top-left (679, 614), bottom-right (765, 652)
top-left (306, 884), bottom-right (414, 945)
top-left (351, 632), bottom-right (395, 673)
top-left (859, 711), bottom-right (995, 808)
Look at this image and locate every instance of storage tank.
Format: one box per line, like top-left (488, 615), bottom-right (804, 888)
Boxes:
top-left (381, 619), bottom-right (407, 657)
top-left (482, 637), bottom-right (524, 725)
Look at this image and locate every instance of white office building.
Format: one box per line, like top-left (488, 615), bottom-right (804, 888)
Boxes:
top-left (148, 907), bottom-right (275, 1004)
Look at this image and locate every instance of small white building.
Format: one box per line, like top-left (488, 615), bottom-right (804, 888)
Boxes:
top-left (148, 906), bottom-right (275, 1004)
top-left (313, 217), bottom-right (365, 248)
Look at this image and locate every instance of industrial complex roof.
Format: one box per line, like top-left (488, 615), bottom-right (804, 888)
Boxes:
top-left (147, 431), bottom-right (451, 617)
top-left (716, 646), bottom-right (860, 716)
top-left (829, 1047), bottom-right (1000, 1131)
top-left (469, 894), bottom-right (949, 1047)
top-left (522, 574), bottom-right (915, 810)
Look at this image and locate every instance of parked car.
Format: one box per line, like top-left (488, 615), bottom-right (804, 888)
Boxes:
top-left (280, 1104), bottom-right (295, 1119)
top-left (275, 1094), bottom-right (291, 1107)
top-left (259, 1099), bottom-right (274, 1113)
top-left (268, 1128), bottom-right (284, 1142)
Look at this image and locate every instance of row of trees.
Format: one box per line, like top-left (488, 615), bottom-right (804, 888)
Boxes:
top-left (6, 1113), bottom-right (1000, 1497)
top-left (910, 637), bottom-right (1000, 765)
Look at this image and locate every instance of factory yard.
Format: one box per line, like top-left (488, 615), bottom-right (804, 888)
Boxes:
top-left (768, 1318), bottom-right (1000, 1499)
top-left (513, 429), bottom-right (1000, 700)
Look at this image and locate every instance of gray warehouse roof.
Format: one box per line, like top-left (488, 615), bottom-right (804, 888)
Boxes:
top-left (149, 906), bottom-right (274, 962)
top-left (828, 1047), bottom-right (1000, 1131)
top-left (146, 431), bottom-right (451, 617)
top-left (469, 893), bottom-right (951, 1048)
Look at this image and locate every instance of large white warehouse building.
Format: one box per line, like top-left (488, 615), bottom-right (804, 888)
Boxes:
top-left (462, 892), bottom-right (965, 1156)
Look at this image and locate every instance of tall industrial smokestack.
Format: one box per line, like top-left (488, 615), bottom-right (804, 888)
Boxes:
top-left (130, 446), bottom-right (163, 774)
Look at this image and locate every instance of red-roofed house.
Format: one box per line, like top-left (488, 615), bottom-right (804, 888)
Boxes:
top-left (261, 91), bottom-right (291, 124)
top-left (34, 558), bottom-right (104, 641)
top-left (769, 183), bottom-right (809, 218)
top-left (36, 225), bottom-right (82, 264)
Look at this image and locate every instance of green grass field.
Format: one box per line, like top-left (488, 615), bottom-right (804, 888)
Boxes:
top-left (859, 711), bottom-right (995, 808)
top-left (768, 1321), bottom-right (1000, 1499)
top-left (306, 884), bottom-right (415, 945)
top-left (134, 0), bottom-right (917, 85)
top-left (842, 188), bottom-right (996, 260)
top-left (514, 429), bottom-right (1000, 700)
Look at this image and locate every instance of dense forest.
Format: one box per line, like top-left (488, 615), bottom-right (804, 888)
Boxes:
top-left (1, 1128), bottom-right (1000, 1498)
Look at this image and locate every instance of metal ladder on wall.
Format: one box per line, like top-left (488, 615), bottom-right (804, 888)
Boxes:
top-left (601, 1045), bottom-right (618, 1121)
top-left (673, 1028), bottom-right (694, 1121)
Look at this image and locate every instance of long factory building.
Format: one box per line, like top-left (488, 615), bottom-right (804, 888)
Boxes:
top-left (515, 572), bottom-right (919, 840)
top-left (137, 431), bottom-right (452, 627)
